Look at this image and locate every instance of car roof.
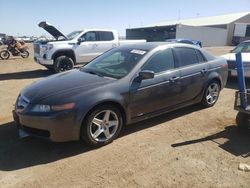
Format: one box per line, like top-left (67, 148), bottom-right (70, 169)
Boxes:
top-left (118, 42), bottom-right (200, 51)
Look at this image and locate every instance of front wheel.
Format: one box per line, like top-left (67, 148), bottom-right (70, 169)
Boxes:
top-left (20, 50), bottom-right (29, 58)
top-left (236, 112), bottom-right (250, 130)
top-left (54, 56), bottom-right (74, 73)
top-left (81, 105), bottom-right (123, 146)
top-left (201, 81), bottom-right (220, 108)
top-left (0, 50), bottom-right (10, 60)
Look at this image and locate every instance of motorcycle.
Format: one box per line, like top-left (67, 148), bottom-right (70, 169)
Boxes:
top-left (0, 45), bottom-right (29, 60)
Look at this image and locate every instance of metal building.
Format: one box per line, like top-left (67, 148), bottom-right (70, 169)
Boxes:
top-left (126, 12), bottom-right (250, 46)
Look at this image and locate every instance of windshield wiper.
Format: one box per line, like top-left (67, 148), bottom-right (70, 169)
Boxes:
top-left (84, 70), bottom-right (103, 77)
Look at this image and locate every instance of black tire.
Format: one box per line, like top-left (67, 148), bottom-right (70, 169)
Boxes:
top-left (201, 80), bottom-right (221, 108)
top-left (81, 105), bottom-right (123, 146)
top-left (236, 112), bottom-right (250, 130)
top-left (0, 50), bottom-right (10, 60)
top-left (20, 50), bottom-right (29, 58)
top-left (54, 56), bottom-right (74, 73)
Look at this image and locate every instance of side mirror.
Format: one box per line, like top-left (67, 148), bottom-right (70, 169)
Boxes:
top-left (138, 70), bottom-right (155, 80)
top-left (77, 38), bottom-right (85, 45)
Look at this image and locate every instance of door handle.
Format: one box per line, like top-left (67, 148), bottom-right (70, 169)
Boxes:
top-left (93, 44), bottom-right (98, 48)
top-left (169, 76), bottom-right (180, 82)
top-left (200, 69), bottom-right (208, 74)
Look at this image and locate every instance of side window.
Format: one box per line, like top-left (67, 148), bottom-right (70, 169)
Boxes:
top-left (80, 32), bottom-right (97, 41)
top-left (98, 31), bottom-right (114, 41)
top-left (174, 47), bottom-right (199, 67)
top-left (195, 49), bottom-right (206, 62)
top-left (142, 49), bottom-right (175, 73)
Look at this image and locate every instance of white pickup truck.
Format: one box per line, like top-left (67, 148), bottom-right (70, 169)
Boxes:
top-left (34, 21), bottom-right (146, 72)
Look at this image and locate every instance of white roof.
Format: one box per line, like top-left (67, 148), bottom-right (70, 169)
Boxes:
top-left (145, 12), bottom-right (250, 28)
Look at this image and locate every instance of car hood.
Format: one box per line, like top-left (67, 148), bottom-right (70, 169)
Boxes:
top-left (38, 21), bottom-right (67, 40)
top-left (21, 70), bottom-right (115, 103)
top-left (221, 53), bottom-right (250, 62)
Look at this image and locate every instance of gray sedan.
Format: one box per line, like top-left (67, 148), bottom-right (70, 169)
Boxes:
top-left (13, 42), bottom-right (228, 146)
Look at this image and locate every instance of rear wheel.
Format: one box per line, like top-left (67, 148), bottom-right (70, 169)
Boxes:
top-left (54, 56), bottom-right (74, 73)
top-left (201, 81), bottom-right (220, 108)
top-left (236, 112), bottom-right (250, 130)
top-left (81, 105), bottom-right (123, 146)
top-left (0, 50), bottom-right (10, 60)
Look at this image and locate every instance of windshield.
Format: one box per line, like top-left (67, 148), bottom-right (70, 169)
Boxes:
top-left (80, 48), bottom-right (148, 79)
top-left (232, 42), bottom-right (250, 53)
top-left (66, 30), bottom-right (83, 40)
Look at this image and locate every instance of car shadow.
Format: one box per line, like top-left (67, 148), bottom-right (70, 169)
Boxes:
top-left (0, 69), bottom-right (53, 81)
top-left (0, 104), bottom-right (203, 171)
top-left (171, 125), bottom-right (250, 157)
top-left (226, 77), bottom-right (250, 90)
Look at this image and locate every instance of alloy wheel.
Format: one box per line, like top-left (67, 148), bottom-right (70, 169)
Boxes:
top-left (206, 83), bottom-right (219, 105)
top-left (90, 110), bottom-right (119, 142)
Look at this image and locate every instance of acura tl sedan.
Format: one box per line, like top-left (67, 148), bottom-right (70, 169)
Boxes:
top-left (13, 43), bottom-right (228, 146)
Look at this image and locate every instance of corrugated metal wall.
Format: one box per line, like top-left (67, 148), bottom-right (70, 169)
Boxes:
top-left (176, 24), bottom-right (228, 46)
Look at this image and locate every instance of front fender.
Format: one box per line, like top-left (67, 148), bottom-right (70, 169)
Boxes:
top-left (74, 91), bottom-right (127, 135)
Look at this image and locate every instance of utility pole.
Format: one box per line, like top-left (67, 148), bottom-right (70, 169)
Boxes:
top-left (178, 9), bottom-right (181, 20)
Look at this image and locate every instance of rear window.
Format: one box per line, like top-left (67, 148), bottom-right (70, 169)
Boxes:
top-left (98, 31), bottom-right (114, 41)
top-left (174, 47), bottom-right (199, 67)
top-left (201, 49), bottom-right (216, 61)
top-left (195, 49), bottom-right (206, 62)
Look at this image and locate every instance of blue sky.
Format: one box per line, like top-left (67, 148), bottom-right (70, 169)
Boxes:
top-left (0, 0), bottom-right (249, 37)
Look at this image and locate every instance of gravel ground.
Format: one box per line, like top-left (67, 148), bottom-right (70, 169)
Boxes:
top-left (0, 44), bottom-right (249, 188)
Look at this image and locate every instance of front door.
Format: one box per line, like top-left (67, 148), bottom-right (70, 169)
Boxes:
top-left (129, 48), bottom-right (181, 119)
top-left (75, 31), bottom-right (99, 63)
top-left (75, 31), bottom-right (117, 63)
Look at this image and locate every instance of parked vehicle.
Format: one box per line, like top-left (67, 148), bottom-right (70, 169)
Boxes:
top-left (221, 40), bottom-right (250, 77)
top-left (33, 21), bottom-right (146, 73)
top-left (166, 38), bottom-right (202, 47)
top-left (0, 45), bottom-right (29, 60)
top-left (13, 43), bottom-right (228, 146)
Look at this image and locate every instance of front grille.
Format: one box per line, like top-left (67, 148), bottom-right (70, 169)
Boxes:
top-left (227, 60), bottom-right (250, 70)
top-left (227, 60), bottom-right (236, 69)
top-left (33, 43), bottom-right (40, 54)
top-left (22, 125), bottom-right (50, 138)
top-left (16, 95), bottom-right (30, 112)
top-left (244, 62), bottom-right (250, 69)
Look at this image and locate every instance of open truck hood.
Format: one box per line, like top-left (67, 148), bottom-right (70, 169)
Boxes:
top-left (38, 21), bottom-right (67, 40)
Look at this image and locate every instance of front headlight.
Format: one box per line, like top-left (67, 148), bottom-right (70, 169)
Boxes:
top-left (30, 103), bottom-right (75, 112)
top-left (41, 44), bottom-right (53, 52)
top-left (31, 104), bottom-right (51, 112)
top-left (47, 44), bottom-right (53, 50)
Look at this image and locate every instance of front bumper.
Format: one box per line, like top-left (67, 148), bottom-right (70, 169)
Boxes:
top-left (12, 110), bottom-right (80, 142)
top-left (34, 56), bottom-right (54, 65)
top-left (229, 69), bottom-right (250, 78)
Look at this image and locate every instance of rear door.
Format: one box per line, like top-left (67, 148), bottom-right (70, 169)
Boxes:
top-left (95, 31), bottom-right (117, 54)
top-left (129, 48), bottom-right (181, 118)
top-left (173, 47), bottom-right (209, 103)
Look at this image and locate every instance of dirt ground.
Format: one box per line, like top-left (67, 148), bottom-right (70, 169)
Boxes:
top-left (0, 44), bottom-right (250, 188)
